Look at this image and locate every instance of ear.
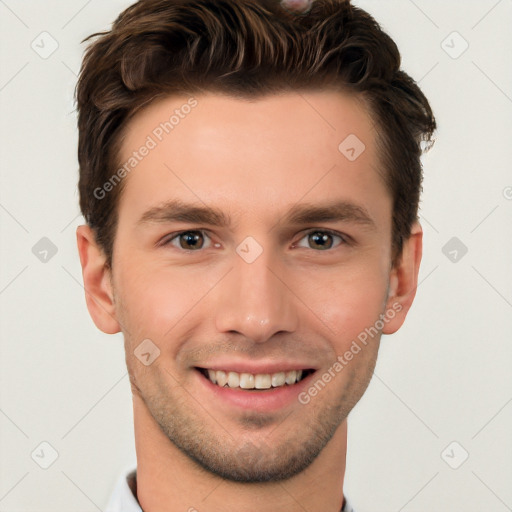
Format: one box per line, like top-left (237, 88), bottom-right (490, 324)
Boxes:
top-left (382, 221), bottom-right (423, 335)
top-left (76, 225), bottom-right (121, 334)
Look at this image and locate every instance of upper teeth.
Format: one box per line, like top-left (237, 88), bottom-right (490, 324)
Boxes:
top-left (206, 369), bottom-right (304, 389)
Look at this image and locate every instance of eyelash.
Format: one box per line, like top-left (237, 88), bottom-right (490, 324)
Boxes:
top-left (159, 229), bottom-right (350, 251)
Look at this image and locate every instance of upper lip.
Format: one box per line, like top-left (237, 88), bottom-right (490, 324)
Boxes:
top-left (195, 360), bottom-right (317, 374)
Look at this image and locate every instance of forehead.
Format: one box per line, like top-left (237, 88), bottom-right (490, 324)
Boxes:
top-left (116, 90), bottom-right (387, 225)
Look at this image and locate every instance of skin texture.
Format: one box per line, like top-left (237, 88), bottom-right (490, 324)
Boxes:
top-left (77, 91), bottom-right (422, 512)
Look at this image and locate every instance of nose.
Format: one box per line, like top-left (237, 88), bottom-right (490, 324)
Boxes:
top-left (214, 249), bottom-right (299, 343)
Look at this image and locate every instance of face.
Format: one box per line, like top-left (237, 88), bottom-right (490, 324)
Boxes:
top-left (87, 91), bottom-right (417, 482)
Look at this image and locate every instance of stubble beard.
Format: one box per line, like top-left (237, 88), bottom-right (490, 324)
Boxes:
top-left (131, 351), bottom-right (378, 483)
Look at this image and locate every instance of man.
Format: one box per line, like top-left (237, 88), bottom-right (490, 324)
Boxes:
top-left (75, 0), bottom-right (435, 510)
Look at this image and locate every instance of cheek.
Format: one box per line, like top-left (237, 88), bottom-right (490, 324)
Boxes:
top-left (113, 258), bottom-right (223, 344)
top-left (299, 264), bottom-right (389, 343)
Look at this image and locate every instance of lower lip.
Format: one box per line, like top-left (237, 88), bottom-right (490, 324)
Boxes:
top-left (195, 369), bottom-right (315, 413)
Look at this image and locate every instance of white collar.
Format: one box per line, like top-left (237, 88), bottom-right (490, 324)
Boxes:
top-left (105, 465), bottom-right (142, 512)
top-left (105, 466), bottom-right (356, 512)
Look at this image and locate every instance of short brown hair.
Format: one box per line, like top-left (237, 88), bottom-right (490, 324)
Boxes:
top-left (76, 0), bottom-right (435, 267)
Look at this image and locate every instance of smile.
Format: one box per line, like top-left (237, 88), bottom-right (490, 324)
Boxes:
top-left (197, 368), bottom-right (313, 390)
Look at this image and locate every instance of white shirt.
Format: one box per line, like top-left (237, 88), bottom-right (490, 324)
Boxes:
top-left (105, 466), bottom-right (355, 512)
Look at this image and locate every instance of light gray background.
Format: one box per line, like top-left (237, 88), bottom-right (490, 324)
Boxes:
top-left (1, 1), bottom-right (511, 511)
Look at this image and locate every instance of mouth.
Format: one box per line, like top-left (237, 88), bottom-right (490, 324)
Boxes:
top-left (196, 367), bottom-right (315, 391)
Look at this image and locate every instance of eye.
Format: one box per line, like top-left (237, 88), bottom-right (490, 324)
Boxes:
top-left (162, 230), bottom-right (212, 251)
top-left (295, 230), bottom-right (346, 251)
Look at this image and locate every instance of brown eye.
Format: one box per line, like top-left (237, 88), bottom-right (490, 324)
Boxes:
top-left (162, 230), bottom-right (212, 251)
top-left (308, 231), bottom-right (334, 250)
top-left (295, 230), bottom-right (345, 251)
top-left (178, 231), bottom-right (205, 250)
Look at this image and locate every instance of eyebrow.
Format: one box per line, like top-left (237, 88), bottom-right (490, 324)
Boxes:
top-left (136, 199), bottom-right (376, 229)
top-left (282, 201), bottom-right (376, 228)
top-left (137, 199), bottom-right (231, 227)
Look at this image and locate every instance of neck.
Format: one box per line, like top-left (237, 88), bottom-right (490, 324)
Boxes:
top-left (133, 394), bottom-right (347, 512)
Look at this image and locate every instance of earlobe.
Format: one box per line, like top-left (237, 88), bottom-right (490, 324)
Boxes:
top-left (382, 221), bottom-right (423, 335)
top-left (76, 225), bottom-right (121, 334)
